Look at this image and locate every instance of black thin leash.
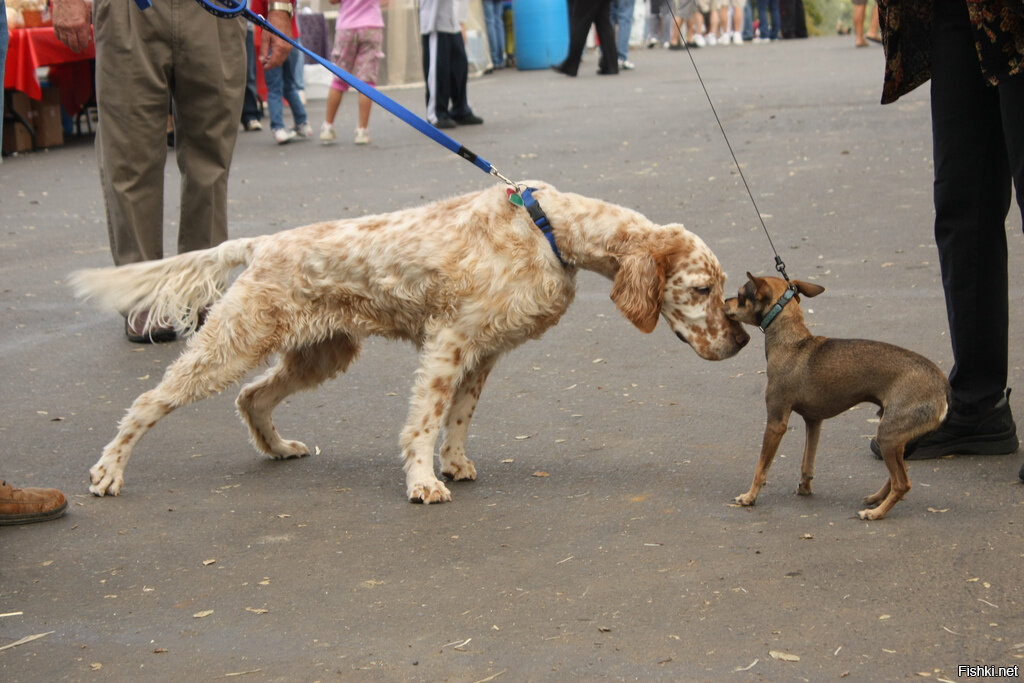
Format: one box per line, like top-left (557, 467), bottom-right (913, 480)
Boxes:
top-left (664, 1), bottom-right (792, 284)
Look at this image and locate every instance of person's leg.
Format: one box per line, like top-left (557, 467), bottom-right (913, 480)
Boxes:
top-left (595, 0), bottom-right (619, 73)
top-left (241, 24), bottom-right (262, 126)
top-left (94, 0), bottom-right (173, 264)
top-left (768, 0), bottom-right (780, 38)
top-left (931, 1), bottom-right (1012, 414)
top-left (325, 85), bottom-right (344, 125)
top-left (614, 0), bottom-right (634, 61)
top-left (446, 31), bottom-right (474, 119)
top-left (484, 0), bottom-right (505, 66)
top-left (866, 2), bottom-right (880, 40)
top-left (1, 0), bottom-right (8, 158)
top-left (852, 0), bottom-right (866, 45)
top-left (172, 2), bottom-right (245, 255)
top-left (264, 65), bottom-right (286, 130)
top-left (280, 49), bottom-right (307, 128)
top-left (423, 32), bottom-right (452, 123)
top-left (558, 0), bottom-right (598, 74)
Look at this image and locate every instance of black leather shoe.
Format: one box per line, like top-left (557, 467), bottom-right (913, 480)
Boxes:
top-left (125, 310), bottom-right (177, 344)
top-left (870, 390), bottom-right (1019, 460)
top-left (551, 64), bottom-right (576, 77)
top-left (453, 113), bottom-right (484, 125)
top-left (434, 118), bottom-right (456, 129)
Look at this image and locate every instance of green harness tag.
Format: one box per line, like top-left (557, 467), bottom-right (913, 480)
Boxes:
top-left (508, 192), bottom-right (524, 207)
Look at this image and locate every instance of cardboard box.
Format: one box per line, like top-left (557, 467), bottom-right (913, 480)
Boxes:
top-left (31, 87), bottom-right (64, 148)
top-left (2, 91), bottom-right (34, 154)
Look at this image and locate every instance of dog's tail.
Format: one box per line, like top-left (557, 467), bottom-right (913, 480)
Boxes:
top-left (69, 237), bottom-right (260, 334)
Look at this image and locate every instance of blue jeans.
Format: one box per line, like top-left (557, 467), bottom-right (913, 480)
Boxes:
top-left (264, 47), bottom-right (307, 131)
top-left (742, 0), bottom-right (754, 40)
top-left (756, 0), bottom-right (780, 39)
top-left (241, 24), bottom-right (262, 124)
top-left (610, 0), bottom-right (635, 61)
top-left (482, 0), bottom-right (505, 67)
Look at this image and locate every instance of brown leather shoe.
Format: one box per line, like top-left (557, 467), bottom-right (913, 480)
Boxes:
top-left (0, 480), bottom-right (68, 525)
top-left (125, 310), bottom-right (177, 344)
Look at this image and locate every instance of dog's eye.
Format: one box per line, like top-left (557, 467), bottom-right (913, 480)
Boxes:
top-left (693, 286), bottom-right (712, 296)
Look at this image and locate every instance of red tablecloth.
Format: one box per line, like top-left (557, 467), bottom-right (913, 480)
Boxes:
top-left (4, 27), bottom-right (96, 114)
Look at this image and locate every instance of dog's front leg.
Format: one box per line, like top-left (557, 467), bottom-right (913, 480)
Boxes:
top-left (735, 408), bottom-right (790, 506)
top-left (401, 331), bottom-right (472, 504)
top-left (440, 354), bottom-right (497, 482)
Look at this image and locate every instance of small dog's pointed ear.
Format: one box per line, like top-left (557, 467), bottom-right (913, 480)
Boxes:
top-left (611, 253), bottom-right (665, 333)
top-left (745, 272), bottom-right (772, 302)
top-left (794, 280), bottom-right (825, 298)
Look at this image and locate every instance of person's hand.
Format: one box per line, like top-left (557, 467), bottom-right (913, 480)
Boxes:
top-left (52, 0), bottom-right (94, 53)
top-left (259, 10), bottom-right (294, 70)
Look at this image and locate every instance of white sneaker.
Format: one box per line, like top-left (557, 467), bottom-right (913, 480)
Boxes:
top-left (294, 121), bottom-right (314, 139)
top-left (320, 121), bottom-right (337, 145)
top-left (243, 119), bottom-right (262, 131)
top-left (732, 32), bottom-right (744, 45)
top-left (692, 34), bottom-right (706, 47)
top-left (274, 128), bottom-right (297, 145)
top-left (618, 58), bottom-right (636, 70)
top-left (706, 33), bottom-right (717, 46)
top-left (354, 127), bottom-right (371, 145)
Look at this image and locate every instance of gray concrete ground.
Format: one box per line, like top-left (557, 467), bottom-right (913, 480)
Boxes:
top-left (2, 35), bottom-right (1022, 682)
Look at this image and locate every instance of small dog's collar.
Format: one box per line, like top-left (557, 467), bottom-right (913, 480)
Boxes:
top-left (758, 286), bottom-right (796, 332)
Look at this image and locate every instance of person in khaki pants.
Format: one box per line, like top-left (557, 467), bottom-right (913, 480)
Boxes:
top-left (52, 0), bottom-right (294, 342)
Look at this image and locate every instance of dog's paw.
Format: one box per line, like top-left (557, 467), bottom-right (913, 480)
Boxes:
top-left (857, 507), bottom-right (886, 521)
top-left (407, 479), bottom-right (452, 504)
top-left (268, 440), bottom-right (311, 460)
top-left (734, 492), bottom-right (757, 506)
top-left (89, 464), bottom-right (123, 497)
top-left (796, 482), bottom-right (813, 496)
top-left (441, 458), bottom-right (477, 482)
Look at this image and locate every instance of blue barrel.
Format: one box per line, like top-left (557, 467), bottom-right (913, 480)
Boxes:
top-left (513, 0), bottom-right (569, 70)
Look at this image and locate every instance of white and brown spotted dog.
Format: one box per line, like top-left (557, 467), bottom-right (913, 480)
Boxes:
top-left (71, 181), bottom-right (749, 503)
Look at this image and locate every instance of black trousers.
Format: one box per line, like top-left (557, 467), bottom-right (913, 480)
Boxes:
top-left (422, 31), bottom-right (472, 124)
top-left (560, 0), bottom-right (617, 76)
top-left (931, 1), bottom-right (1024, 412)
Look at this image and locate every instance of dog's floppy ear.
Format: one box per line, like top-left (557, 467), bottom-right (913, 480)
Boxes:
top-left (793, 279), bottom-right (825, 298)
top-left (611, 253), bottom-right (665, 333)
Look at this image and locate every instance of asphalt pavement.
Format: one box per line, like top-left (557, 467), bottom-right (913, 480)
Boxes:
top-left (1, 35), bottom-right (1022, 681)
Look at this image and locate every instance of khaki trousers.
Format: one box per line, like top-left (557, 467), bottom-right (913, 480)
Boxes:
top-left (94, 0), bottom-right (246, 265)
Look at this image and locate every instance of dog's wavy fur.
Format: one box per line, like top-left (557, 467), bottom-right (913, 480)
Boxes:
top-left (71, 182), bottom-right (748, 503)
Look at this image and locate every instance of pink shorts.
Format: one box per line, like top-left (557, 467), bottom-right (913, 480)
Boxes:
top-left (330, 27), bottom-right (385, 92)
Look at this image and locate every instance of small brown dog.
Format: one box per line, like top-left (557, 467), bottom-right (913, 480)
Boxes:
top-left (724, 273), bottom-right (951, 520)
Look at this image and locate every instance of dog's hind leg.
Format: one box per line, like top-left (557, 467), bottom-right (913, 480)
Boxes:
top-left (439, 354), bottom-right (498, 482)
top-left (236, 334), bottom-right (361, 459)
top-left (797, 418), bottom-right (822, 495)
top-left (858, 435), bottom-right (910, 520)
top-left (89, 306), bottom-right (280, 496)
